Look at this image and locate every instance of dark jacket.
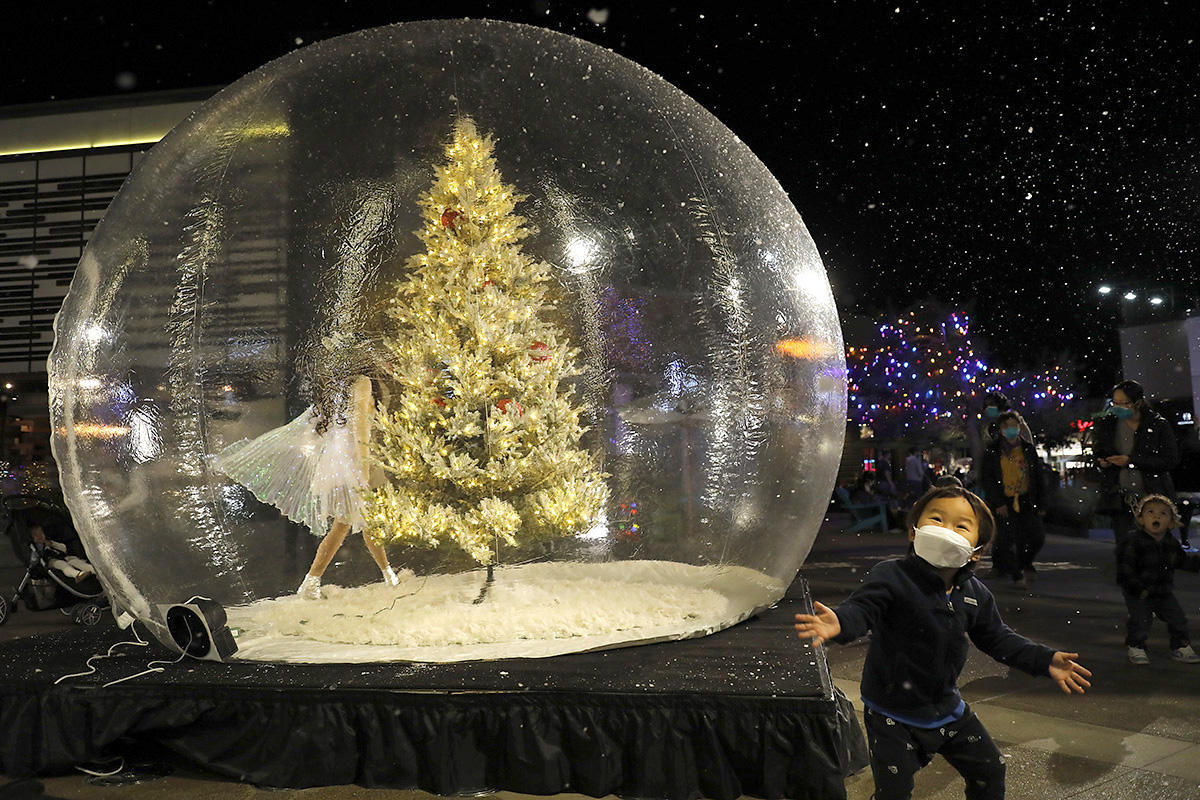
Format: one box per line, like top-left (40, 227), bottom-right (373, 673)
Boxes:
top-left (831, 553), bottom-right (1055, 720)
top-left (1116, 529), bottom-right (1200, 597)
top-left (1092, 408), bottom-right (1179, 501)
top-left (979, 437), bottom-right (1044, 512)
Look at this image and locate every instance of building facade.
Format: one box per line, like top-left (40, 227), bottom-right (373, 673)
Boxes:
top-left (0, 91), bottom-right (209, 468)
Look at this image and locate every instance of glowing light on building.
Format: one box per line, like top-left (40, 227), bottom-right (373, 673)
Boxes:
top-left (775, 338), bottom-right (837, 359)
top-left (59, 423), bottom-right (131, 439)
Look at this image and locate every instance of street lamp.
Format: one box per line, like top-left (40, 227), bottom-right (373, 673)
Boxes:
top-left (1095, 280), bottom-right (1194, 326)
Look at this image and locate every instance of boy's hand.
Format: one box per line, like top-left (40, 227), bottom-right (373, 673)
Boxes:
top-left (794, 601), bottom-right (841, 646)
top-left (1106, 455), bottom-right (1130, 467)
top-left (1049, 652), bottom-right (1091, 695)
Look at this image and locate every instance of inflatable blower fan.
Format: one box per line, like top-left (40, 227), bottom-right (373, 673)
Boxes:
top-left (160, 599), bottom-right (237, 662)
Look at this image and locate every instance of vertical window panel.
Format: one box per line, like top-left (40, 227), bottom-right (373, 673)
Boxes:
top-left (0, 146), bottom-right (144, 369)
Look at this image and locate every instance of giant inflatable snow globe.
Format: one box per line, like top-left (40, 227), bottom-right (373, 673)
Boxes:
top-left (48, 19), bottom-right (845, 662)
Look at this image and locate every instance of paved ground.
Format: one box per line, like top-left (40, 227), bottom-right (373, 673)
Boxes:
top-left (2, 516), bottom-right (1199, 799)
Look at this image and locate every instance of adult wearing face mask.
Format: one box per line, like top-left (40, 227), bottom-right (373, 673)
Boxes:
top-left (980, 410), bottom-right (1045, 586)
top-left (1093, 380), bottom-right (1179, 550)
top-left (970, 392), bottom-right (1034, 489)
top-left (982, 391), bottom-right (1033, 443)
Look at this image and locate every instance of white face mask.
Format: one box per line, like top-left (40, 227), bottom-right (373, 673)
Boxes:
top-left (913, 524), bottom-right (979, 569)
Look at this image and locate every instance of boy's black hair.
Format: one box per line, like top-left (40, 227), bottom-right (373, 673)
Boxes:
top-left (906, 483), bottom-right (996, 551)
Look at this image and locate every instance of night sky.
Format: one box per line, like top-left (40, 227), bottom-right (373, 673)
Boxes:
top-left (6, 2), bottom-right (1198, 393)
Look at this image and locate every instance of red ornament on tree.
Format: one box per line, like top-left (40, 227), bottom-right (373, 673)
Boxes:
top-left (496, 398), bottom-right (524, 416)
top-left (529, 341), bottom-right (550, 362)
top-left (440, 207), bottom-right (462, 231)
top-left (432, 397), bottom-right (447, 408)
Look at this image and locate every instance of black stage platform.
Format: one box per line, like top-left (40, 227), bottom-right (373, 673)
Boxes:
top-left (0, 577), bottom-right (867, 800)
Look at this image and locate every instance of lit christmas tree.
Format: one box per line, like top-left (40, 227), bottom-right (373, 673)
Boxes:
top-left (366, 117), bottom-right (608, 575)
top-left (846, 306), bottom-right (1077, 442)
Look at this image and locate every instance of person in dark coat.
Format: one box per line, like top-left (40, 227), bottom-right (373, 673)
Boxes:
top-left (1117, 494), bottom-right (1200, 664)
top-left (795, 483), bottom-right (1091, 800)
top-left (979, 410), bottom-right (1045, 585)
top-left (1092, 379), bottom-right (1180, 550)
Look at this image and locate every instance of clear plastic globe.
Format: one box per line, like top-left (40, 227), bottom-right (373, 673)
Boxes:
top-left (49, 19), bottom-right (845, 661)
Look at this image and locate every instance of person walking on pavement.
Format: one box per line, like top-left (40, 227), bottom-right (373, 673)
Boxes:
top-left (980, 410), bottom-right (1045, 586)
top-left (968, 392), bottom-right (1034, 489)
top-left (1118, 494), bottom-right (1200, 665)
top-left (982, 391), bottom-right (1033, 443)
top-left (904, 447), bottom-right (929, 505)
top-left (1178, 496), bottom-right (1196, 552)
top-left (1093, 380), bottom-right (1179, 551)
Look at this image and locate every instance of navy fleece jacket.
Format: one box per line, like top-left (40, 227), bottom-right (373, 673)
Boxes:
top-left (831, 553), bottom-right (1056, 720)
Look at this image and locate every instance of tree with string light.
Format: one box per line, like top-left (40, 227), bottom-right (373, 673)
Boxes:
top-left (846, 307), bottom-right (986, 442)
top-left (365, 117), bottom-right (608, 589)
top-left (846, 305), bottom-right (1079, 445)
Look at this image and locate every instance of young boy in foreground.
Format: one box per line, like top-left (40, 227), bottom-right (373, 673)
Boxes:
top-left (795, 483), bottom-right (1091, 799)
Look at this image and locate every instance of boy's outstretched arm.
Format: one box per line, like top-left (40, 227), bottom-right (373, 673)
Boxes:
top-left (1048, 652), bottom-right (1092, 695)
top-left (795, 601), bottom-right (842, 646)
top-left (795, 564), bottom-right (895, 646)
top-left (969, 591), bottom-right (1092, 697)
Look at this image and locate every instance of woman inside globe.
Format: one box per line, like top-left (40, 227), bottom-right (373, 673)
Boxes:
top-left (212, 333), bottom-right (404, 599)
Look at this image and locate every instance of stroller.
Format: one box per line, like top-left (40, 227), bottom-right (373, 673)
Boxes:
top-left (0, 493), bottom-right (108, 627)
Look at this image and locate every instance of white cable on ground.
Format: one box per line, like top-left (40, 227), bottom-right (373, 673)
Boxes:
top-left (74, 758), bottom-right (125, 777)
top-left (101, 646), bottom-right (189, 688)
top-left (102, 616), bottom-right (194, 687)
top-left (53, 626), bottom-right (151, 685)
top-left (52, 615), bottom-right (193, 687)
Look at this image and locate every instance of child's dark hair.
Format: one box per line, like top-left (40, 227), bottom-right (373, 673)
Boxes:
top-left (996, 410), bottom-right (1021, 427)
top-left (906, 483), bottom-right (996, 550)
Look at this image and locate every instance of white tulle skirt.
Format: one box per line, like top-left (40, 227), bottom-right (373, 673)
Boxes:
top-left (212, 407), bottom-right (371, 535)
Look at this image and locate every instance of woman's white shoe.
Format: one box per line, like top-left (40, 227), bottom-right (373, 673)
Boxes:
top-left (296, 574), bottom-right (322, 600)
